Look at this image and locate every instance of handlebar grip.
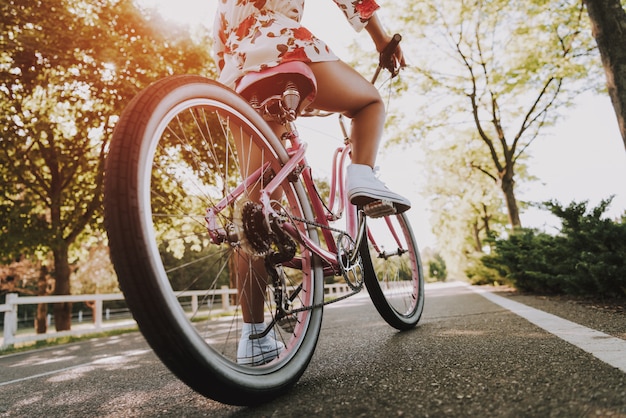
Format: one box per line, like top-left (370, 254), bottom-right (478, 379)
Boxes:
top-left (379, 33), bottom-right (402, 75)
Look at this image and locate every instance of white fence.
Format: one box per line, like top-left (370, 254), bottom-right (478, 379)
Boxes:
top-left (0, 283), bottom-right (353, 349)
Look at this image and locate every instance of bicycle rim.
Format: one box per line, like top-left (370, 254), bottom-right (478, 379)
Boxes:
top-left (105, 75), bottom-right (323, 405)
top-left (361, 213), bottom-right (424, 330)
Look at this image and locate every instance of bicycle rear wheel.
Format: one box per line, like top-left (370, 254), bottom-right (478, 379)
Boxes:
top-left (104, 75), bottom-right (323, 405)
top-left (360, 213), bottom-right (424, 330)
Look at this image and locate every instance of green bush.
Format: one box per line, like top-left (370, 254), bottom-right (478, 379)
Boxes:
top-left (480, 199), bottom-right (626, 298)
top-left (481, 229), bottom-right (565, 293)
top-left (465, 252), bottom-right (509, 286)
top-left (427, 253), bottom-right (448, 282)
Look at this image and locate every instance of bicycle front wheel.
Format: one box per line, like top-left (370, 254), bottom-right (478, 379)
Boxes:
top-left (105, 75), bottom-right (323, 405)
top-left (360, 213), bottom-right (424, 330)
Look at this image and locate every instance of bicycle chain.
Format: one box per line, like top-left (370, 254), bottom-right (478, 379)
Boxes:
top-left (279, 212), bottom-right (364, 312)
top-left (287, 213), bottom-right (347, 236)
top-left (287, 286), bottom-right (362, 314)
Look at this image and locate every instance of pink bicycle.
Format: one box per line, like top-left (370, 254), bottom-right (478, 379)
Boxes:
top-left (104, 35), bottom-right (424, 405)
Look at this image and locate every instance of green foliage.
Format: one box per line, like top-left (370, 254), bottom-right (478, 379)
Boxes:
top-left (372, 249), bottom-right (415, 282)
top-left (420, 135), bottom-right (509, 276)
top-left (427, 253), bottom-right (447, 282)
top-left (387, 0), bottom-right (602, 134)
top-left (0, 0), bottom-right (214, 296)
top-left (480, 199), bottom-right (626, 298)
top-left (545, 198), bottom-right (626, 297)
top-left (0, 0), bottom-right (214, 258)
top-left (375, 0), bottom-right (604, 267)
top-left (465, 252), bottom-right (507, 286)
top-left (481, 229), bottom-right (565, 293)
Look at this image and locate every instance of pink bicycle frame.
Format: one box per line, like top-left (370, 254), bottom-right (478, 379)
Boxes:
top-left (275, 129), bottom-right (362, 275)
top-left (204, 116), bottom-right (403, 279)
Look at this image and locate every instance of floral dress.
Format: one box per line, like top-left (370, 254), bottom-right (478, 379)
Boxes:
top-left (213, 0), bottom-right (380, 88)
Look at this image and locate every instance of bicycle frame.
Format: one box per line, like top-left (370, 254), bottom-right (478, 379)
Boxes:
top-left (282, 125), bottom-right (367, 271)
top-left (205, 32), bottom-right (406, 288)
top-left (204, 117), bottom-right (365, 278)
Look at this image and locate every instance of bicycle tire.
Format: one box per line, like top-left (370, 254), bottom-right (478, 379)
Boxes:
top-left (104, 74), bottom-right (324, 405)
top-left (360, 213), bottom-right (424, 330)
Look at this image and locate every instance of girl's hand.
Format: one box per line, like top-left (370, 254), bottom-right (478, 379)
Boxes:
top-left (366, 16), bottom-right (406, 71)
top-left (388, 39), bottom-right (406, 70)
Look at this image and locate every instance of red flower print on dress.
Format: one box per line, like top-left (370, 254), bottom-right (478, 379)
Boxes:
top-left (217, 13), bottom-right (228, 45)
top-left (245, 0), bottom-right (266, 9)
top-left (354, 0), bottom-right (379, 20)
top-left (281, 46), bottom-right (310, 63)
top-left (292, 27), bottom-right (313, 41)
top-left (214, 0), bottom-right (381, 88)
top-left (235, 14), bottom-right (256, 40)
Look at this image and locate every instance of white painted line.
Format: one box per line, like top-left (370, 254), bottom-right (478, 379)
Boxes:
top-left (0, 363), bottom-right (92, 387)
top-left (471, 285), bottom-right (626, 373)
top-left (0, 349), bottom-right (150, 387)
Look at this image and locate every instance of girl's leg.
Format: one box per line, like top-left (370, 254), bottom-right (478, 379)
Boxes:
top-left (236, 254), bottom-right (266, 323)
top-left (234, 122), bottom-right (286, 325)
top-left (308, 60), bottom-right (383, 167)
top-left (307, 60), bottom-right (411, 212)
top-left (234, 123), bottom-right (286, 365)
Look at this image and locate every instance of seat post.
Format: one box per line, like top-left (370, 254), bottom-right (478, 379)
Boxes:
top-left (282, 82), bottom-right (301, 122)
top-left (235, 61), bottom-right (318, 117)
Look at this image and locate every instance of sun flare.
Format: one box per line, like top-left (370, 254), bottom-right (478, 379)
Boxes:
top-left (137, 0), bottom-right (216, 27)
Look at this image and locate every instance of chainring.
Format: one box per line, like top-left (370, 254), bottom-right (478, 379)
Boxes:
top-left (336, 233), bottom-right (364, 291)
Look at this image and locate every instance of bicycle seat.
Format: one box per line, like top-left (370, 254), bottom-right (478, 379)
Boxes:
top-left (236, 61), bottom-right (317, 115)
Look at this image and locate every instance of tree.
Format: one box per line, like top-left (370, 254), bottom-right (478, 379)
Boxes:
top-left (0, 0), bottom-right (214, 330)
top-left (0, 257), bottom-right (43, 296)
top-left (70, 234), bottom-right (119, 295)
top-left (384, 0), bottom-right (602, 229)
top-left (420, 133), bottom-right (508, 275)
top-left (583, 0), bottom-right (626, 148)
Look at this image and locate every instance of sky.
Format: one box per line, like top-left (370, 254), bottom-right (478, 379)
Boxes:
top-left (140, 0), bottom-right (626, 249)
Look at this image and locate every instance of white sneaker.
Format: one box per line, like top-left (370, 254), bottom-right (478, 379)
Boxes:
top-left (237, 323), bottom-right (285, 366)
top-left (346, 164), bottom-right (411, 214)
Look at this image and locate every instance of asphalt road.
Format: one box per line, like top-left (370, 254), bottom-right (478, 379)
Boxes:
top-left (1, 282), bottom-right (625, 417)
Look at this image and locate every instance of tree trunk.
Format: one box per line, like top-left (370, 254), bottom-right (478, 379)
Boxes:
top-left (480, 203), bottom-right (495, 252)
top-left (481, 203), bottom-right (492, 239)
top-left (35, 265), bottom-right (48, 334)
top-left (52, 245), bottom-right (72, 331)
top-left (583, 0), bottom-right (626, 148)
top-left (500, 170), bottom-right (522, 228)
top-left (472, 221), bottom-right (482, 252)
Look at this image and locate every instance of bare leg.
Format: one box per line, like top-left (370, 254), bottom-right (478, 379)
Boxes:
top-left (234, 122), bottom-right (287, 324)
top-left (307, 60), bottom-right (385, 168)
top-left (307, 60), bottom-right (410, 213)
top-left (234, 122), bottom-right (287, 365)
top-left (237, 254), bottom-right (266, 323)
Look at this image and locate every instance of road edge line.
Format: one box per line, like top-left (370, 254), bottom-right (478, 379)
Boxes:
top-left (470, 285), bottom-right (626, 374)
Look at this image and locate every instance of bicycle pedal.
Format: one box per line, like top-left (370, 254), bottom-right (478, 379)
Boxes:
top-left (363, 200), bottom-right (397, 218)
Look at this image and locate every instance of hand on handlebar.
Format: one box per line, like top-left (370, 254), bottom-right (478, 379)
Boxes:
top-left (379, 34), bottom-right (405, 78)
top-left (371, 34), bottom-right (404, 83)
